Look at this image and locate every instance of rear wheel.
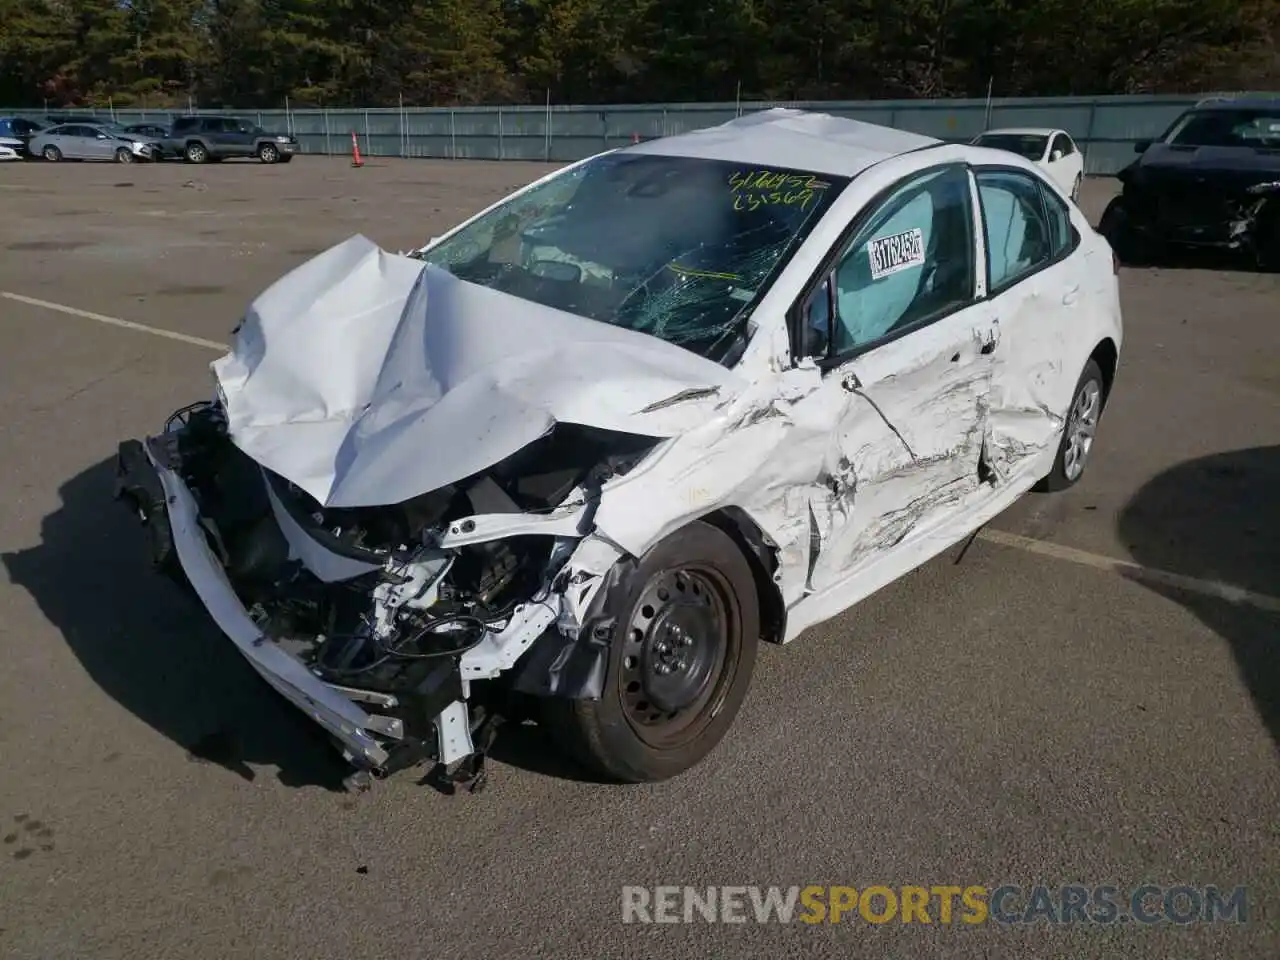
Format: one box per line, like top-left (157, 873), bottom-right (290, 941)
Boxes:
top-left (42, 144), bottom-right (62, 162)
top-left (545, 521), bottom-right (760, 782)
top-left (184, 141), bottom-right (208, 163)
top-left (257, 142), bottom-right (279, 163)
top-left (115, 146), bottom-right (133, 163)
top-left (1037, 359), bottom-right (1105, 492)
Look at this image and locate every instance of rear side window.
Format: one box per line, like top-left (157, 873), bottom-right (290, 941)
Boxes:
top-left (1042, 184), bottom-right (1076, 258)
top-left (976, 170), bottom-right (1053, 291)
top-left (172, 118), bottom-right (195, 133)
top-left (0, 120), bottom-right (10, 136)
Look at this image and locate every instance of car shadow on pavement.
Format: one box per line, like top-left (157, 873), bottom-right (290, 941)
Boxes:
top-left (484, 720), bottom-right (611, 785)
top-left (1, 457), bottom-right (352, 792)
top-left (1117, 245), bottom-right (1265, 274)
top-left (1117, 445), bottom-right (1280, 750)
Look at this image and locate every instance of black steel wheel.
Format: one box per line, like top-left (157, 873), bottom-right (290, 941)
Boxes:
top-left (545, 520), bottom-right (759, 782)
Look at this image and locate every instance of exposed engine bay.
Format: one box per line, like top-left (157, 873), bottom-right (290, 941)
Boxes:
top-left (117, 398), bottom-right (657, 791)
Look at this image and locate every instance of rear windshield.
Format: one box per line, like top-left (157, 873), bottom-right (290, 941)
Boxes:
top-left (974, 134), bottom-right (1049, 160)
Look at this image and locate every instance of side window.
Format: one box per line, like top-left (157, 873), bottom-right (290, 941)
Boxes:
top-left (976, 169), bottom-right (1053, 291)
top-left (810, 166), bottom-right (975, 358)
top-left (1040, 182), bottom-right (1076, 258)
top-left (0, 120), bottom-right (9, 136)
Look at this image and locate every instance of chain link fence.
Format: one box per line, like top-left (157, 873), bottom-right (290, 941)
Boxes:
top-left (13, 92), bottom-right (1269, 174)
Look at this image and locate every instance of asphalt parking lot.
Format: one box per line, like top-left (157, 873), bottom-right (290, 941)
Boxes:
top-left (0, 157), bottom-right (1277, 959)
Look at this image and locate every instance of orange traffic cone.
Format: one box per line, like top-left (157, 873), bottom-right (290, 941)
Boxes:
top-left (350, 131), bottom-right (364, 167)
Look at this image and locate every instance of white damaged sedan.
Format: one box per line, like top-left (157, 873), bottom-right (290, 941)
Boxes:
top-left (116, 108), bottom-right (1122, 789)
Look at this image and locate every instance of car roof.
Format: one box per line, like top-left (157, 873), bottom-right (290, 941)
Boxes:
top-left (976, 127), bottom-right (1063, 136)
top-left (625, 108), bottom-right (940, 177)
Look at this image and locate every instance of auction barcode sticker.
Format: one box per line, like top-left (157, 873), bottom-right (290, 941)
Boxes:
top-left (868, 228), bottom-right (925, 280)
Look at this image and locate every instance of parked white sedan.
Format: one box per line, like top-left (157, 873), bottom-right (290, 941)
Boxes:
top-left (116, 109), bottom-right (1123, 790)
top-left (972, 127), bottom-right (1085, 200)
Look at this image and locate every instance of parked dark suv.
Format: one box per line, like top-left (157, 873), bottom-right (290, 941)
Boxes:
top-left (1098, 96), bottom-right (1280, 270)
top-left (164, 115), bottom-right (297, 164)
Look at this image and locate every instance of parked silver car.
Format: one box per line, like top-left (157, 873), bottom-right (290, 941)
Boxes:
top-left (29, 122), bottom-right (160, 163)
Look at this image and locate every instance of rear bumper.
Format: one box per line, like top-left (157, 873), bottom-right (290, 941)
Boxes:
top-left (115, 437), bottom-right (393, 770)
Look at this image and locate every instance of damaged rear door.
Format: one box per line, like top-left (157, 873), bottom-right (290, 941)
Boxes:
top-left (975, 167), bottom-right (1086, 477)
top-left (795, 163), bottom-right (998, 592)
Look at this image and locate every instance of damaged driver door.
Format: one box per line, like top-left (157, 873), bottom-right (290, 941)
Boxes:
top-left (796, 163), bottom-right (998, 593)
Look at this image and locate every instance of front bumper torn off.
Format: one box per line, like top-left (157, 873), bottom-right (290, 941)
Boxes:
top-left (137, 441), bottom-right (394, 770)
top-left (115, 431), bottom-right (574, 789)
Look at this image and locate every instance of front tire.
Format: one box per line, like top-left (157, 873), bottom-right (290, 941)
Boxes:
top-left (184, 141), bottom-right (208, 164)
top-left (42, 145), bottom-right (62, 162)
top-left (546, 521), bottom-right (760, 782)
top-left (1254, 205), bottom-right (1280, 272)
top-left (257, 142), bottom-right (279, 163)
top-left (1098, 196), bottom-right (1156, 265)
top-left (115, 147), bottom-right (134, 163)
top-left (1037, 359), bottom-right (1105, 492)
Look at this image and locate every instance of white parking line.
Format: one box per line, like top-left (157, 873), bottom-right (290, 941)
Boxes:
top-left (7, 289), bottom-right (1278, 614)
top-left (2, 290), bottom-right (226, 351)
top-left (978, 529), bottom-right (1280, 613)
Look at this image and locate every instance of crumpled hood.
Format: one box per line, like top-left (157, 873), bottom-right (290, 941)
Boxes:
top-left (213, 234), bottom-right (747, 508)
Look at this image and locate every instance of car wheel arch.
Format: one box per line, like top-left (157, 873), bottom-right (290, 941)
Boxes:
top-left (1090, 337), bottom-right (1118, 406)
top-left (696, 507), bottom-right (787, 645)
top-left (507, 506), bottom-right (787, 704)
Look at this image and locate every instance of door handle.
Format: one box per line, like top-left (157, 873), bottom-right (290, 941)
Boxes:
top-left (1062, 285), bottom-right (1080, 305)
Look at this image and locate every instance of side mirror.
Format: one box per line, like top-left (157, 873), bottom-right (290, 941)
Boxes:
top-left (1133, 140), bottom-right (1151, 154)
top-left (1050, 149), bottom-right (1064, 161)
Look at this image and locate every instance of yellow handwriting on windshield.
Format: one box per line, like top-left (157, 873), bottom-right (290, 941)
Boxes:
top-left (729, 169), bottom-right (830, 212)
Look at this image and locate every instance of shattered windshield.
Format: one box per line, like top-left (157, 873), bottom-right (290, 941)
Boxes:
top-left (974, 134), bottom-right (1048, 160)
top-left (418, 153), bottom-right (847, 363)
